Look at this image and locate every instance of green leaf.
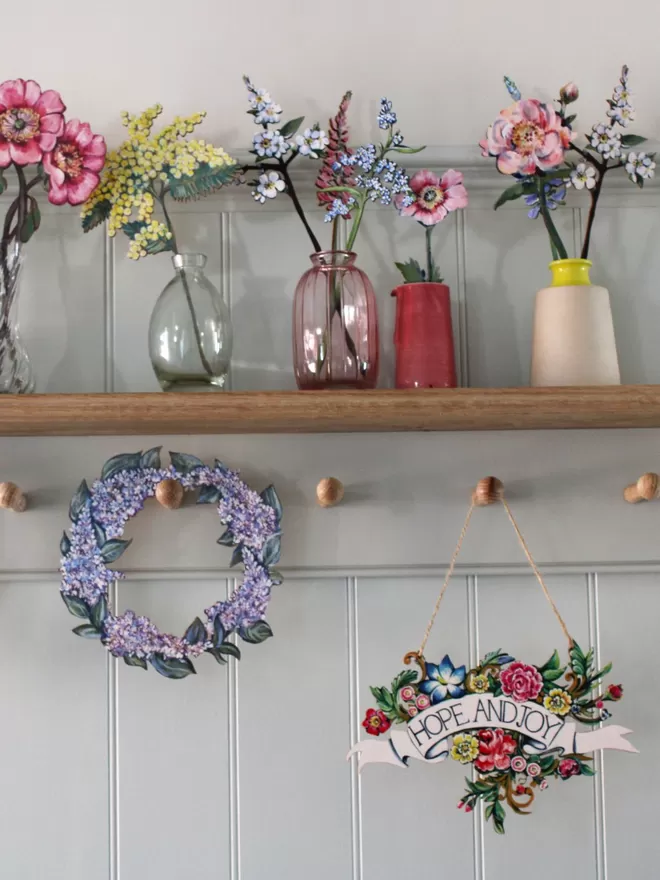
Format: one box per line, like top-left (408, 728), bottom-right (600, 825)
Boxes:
top-left (101, 452), bottom-right (143, 481)
top-left (370, 685), bottom-right (398, 720)
top-left (60, 532), bottom-right (71, 556)
top-left (217, 641), bottom-right (241, 660)
top-left (494, 182), bottom-right (526, 210)
top-left (280, 117), bottom-right (305, 138)
top-left (260, 485), bottom-right (283, 520)
top-left (492, 800), bottom-right (506, 834)
top-left (90, 596), bottom-right (108, 630)
top-left (564, 114), bottom-right (577, 126)
top-left (168, 162), bottom-right (239, 202)
top-left (621, 134), bottom-right (647, 147)
top-left (150, 654), bottom-right (196, 679)
top-left (217, 529), bottom-right (235, 546)
top-left (588, 661), bottom-right (612, 685)
top-left (393, 145), bottom-right (426, 154)
top-left (395, 258), bottom-right (425, 283)
top-left (539, 754), bottom-right (557, 772)
top-left (62, 593), bottom-right (90, 620)
top-left (570, 641), bottom-right (589, 677)
top-left (122, 221), bottom-right (174, 255)
top-left (269, 568), bottom-right (284, 585)
top-left (262, 534), bottom-right (281, 566)
top-left (539, 651), bottom-right (561, 675)
top-left (100, 538), bottom-right (132, 563)
top-left (82, 198), bottom-right (111, 233)
top-left (93, 521), bottom-right (106, 548)
top-left (198, 485), bottom-right (222, 505)
top-left (0, 170), bottom-right (6, 196)
top-left (230, 545), bottom-right (243, 567)
top-left (140, 447), bottom-right (162, 469)
top-left (579, 763), bottom-right (596, 776)
top-left (208, 648), bottom-right (227, 664)
top-left (124, 655), bottom-right (148, 669)
top-left (213, 615), bottom-right (225, 648)
top-left (240, 620), bottom-right (273, 644)
top-left (19, 197), bottom-right (41, 244)
top-left (69, 479), bottom-right (90, 523)
top-left (391, 669), bottom-right (417, 694)
top-left (169, 451), bottom-right (204, 474)
top-left (542, 667), bottom-right (566, 682)
top-left (73, 624), bottom-right (101, 638)
top-left (183, 617), bottom-right (207, 645)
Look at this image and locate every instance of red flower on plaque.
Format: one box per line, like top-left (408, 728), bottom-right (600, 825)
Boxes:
top-left (500, 661), bottom-right (543, 703)
top-left (362, 708), bottom-right (391, 737)
top-left (608, 684), bottom-right (623, 701)
top-left (558, 758), bottom-right (581, 779)
top-left (475, 728), bottom-right (516, 772)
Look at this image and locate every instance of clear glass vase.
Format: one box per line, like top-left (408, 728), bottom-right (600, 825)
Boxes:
top-left (293, 250), bottom-right (379, 389)
top-left (0, 243), bottom-right (34, 394)
top-left (148, 253), bottom-right (232, 391)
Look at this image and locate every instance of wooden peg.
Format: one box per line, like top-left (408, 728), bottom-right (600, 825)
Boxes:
top-left (316, 477), bottom-right (344, 508)
top-left (0, 481), bottom-right (26, 512)
top-left (472, 477), bottom-right (504, 507)
top-left (624, 472), bottom-right (660, 503)
top-left (155, 478), bottom-right (184, 510)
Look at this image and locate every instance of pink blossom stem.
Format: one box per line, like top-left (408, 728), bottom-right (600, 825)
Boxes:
top-left (425, 225), bottom-right (434, 282)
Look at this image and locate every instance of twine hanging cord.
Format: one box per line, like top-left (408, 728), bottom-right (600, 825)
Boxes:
top-left (418, 487), bottom-right (572, 658)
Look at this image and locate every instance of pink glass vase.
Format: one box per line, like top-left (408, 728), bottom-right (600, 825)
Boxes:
top-left (391, 282), bottom-right (457, 389)
top-left (293, 251), bottom-right (379, 389)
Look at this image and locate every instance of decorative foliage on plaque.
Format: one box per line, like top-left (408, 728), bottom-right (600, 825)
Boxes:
top-left (348, 478), bottom-right (637, 834)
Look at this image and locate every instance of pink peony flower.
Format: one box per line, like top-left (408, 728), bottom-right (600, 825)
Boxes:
top-left (0, 79), bottom-right (65, 167)
top-left (558, 758), bottom-right (581, 779)
top-left (400, 686), bottom-right (415, 702)
top-left (474, 728), bottom-right (516, 773)
top-left (480, 98), bottom-right (572, 176)
top-left (560, 82), bottom-right (579, 104)
top-left (511, 756), bottom-right (527, 773)
top-left (527, 762), bottom-right (541, 778)
top-left (500, 662), bottom-right (543, 703)
top-left (396, 168), bottom-right (468, 226)
top-left (43, 119), bottom-right (106, 206)
top-left (416, 694), bottom-right (430, 710)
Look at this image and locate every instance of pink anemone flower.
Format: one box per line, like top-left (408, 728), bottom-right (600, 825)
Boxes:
top-left (0, 79), bottom-right (65, 167)
top-left (480, 98), bottom-right (572, 176)
top-left (397, 168), bottom-right (468, 226)
top-left (43, 120), bottom-right (106, 205)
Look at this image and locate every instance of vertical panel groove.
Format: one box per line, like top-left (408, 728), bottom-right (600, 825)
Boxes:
top-left (347, 576), bottom-right (363, 880)
top-left (108, 579), bottom-right (119, 880)
top-left (103, 232), bottom-right (116, 393)
top-left (228, 577), bottom-right (241, 880)
top-left (588, 572), bottom-right (608, 880)
top-left (467, 575), bottom-right (485, 880)
top-left (221, 213), bottom-right (233, 391)
top-left (456, 211), bottom-right (469, 387)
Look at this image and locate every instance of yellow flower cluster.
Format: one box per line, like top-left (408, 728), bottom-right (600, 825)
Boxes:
top-left (81, 105), bottom-right (237, 259)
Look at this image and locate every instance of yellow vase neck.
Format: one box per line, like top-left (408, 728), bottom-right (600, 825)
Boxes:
top-left (549, 259), bottom-right (592, 287)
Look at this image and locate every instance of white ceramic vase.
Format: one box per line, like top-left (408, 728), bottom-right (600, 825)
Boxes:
top-left (530, 259), bottom-right (620, 387)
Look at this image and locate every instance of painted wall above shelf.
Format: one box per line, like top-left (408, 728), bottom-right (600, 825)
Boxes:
top-left (0, 386), bottom-right (658, 436)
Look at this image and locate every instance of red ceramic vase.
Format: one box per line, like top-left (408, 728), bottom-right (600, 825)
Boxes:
top-left (293, 251), bottom-right (379, 389)
top-left (391, 282), bottom-right (457, 389)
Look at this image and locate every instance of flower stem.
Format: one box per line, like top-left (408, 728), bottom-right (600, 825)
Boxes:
top-left (538, 180), bottom-right (568, 261)
top-left (278, 163), bottom-right (322, 252)
top-left (346, 195), bottom-right (367, 252)
top-left (158, 191), bottom-right (214, 378)
top-left (425, 225), bottom-right (434, 282)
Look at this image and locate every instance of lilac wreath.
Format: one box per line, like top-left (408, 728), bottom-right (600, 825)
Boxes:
top-left (59, 449), bottom-right (283, 679)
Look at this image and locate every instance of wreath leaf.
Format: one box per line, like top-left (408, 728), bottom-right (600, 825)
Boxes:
top-left (213, 615), bottom-right (225, 648)
top-left (198, 485), bottom-right (222, 505)
top-left (69, 480), bottom-right (91, 523)
top-left (73, 624), bottom-right (101, 638)
top-left (90, 596), bottom-right (108, 630)
top-left (101, 452), bottom-right (143, 481)
top-left (217, 641), bottom-right (241, 660)
top-left (260, 485), bottom-right (283, 520)
top-left (124, 655), bottom-right (148, 669)
top-left (150, 654), bottom-right (196, 679)
top-left (140, 447), bottom-right (162, 469)
top-left (262, 534), bottom-right (281, 566)
top-left (240, 620), bottom-right (273, 644)
top-left (217, 529), bottom-right (235, 546)
top-left (100, 538), bottom-right (133, 563)
top-left (183, 617), bottom-right (207, 645)
top-left (169, 451), bottom-right (205, 474)
top-left (60, 532), bottom-right (71, 556)
top-left (208, 648), bottom-right (227, 664)
top-left (62, 593), bottom-right (90, 619)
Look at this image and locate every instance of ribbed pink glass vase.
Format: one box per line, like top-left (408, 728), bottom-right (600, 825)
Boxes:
top-left (293, 250), bottom-right (379, 389)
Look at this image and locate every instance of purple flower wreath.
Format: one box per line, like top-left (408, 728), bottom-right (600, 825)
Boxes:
top-left (59, 449), bottom-right (283, 679)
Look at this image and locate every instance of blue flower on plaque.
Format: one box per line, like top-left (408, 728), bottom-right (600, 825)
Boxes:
top-left (418, 654), bottom-right (466, 703)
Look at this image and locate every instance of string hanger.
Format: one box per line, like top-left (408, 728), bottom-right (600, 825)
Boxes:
top-left (415, 477), bottom-right (573, 662)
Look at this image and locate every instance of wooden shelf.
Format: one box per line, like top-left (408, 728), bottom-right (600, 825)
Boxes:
top-left (0, 386), bottom-right (658, 436)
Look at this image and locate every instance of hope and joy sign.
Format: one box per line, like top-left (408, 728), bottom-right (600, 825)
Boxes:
top-left (349, 646), bottom-right (636, 834)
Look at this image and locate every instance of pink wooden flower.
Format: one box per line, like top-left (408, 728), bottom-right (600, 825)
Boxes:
top-left (43, 120), bottom-right (106, 206)
top-left (396, 168), bottom-right (468, 226)
top-left (480, 98), bottom-right (572, 176)
top-left (0, 79), bottom-right (65, 167)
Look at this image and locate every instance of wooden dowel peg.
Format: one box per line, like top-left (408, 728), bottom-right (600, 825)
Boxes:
top-left (316, 477), bottom-right (344, 508)
top-left (0, 481), bottom-right (26, 512)
top-left (624, 472), bottom-right (660, 504)
top-left (155, 478), bottom-right (184, 510)
top-left (472, 477), bottom-right (504, 507)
